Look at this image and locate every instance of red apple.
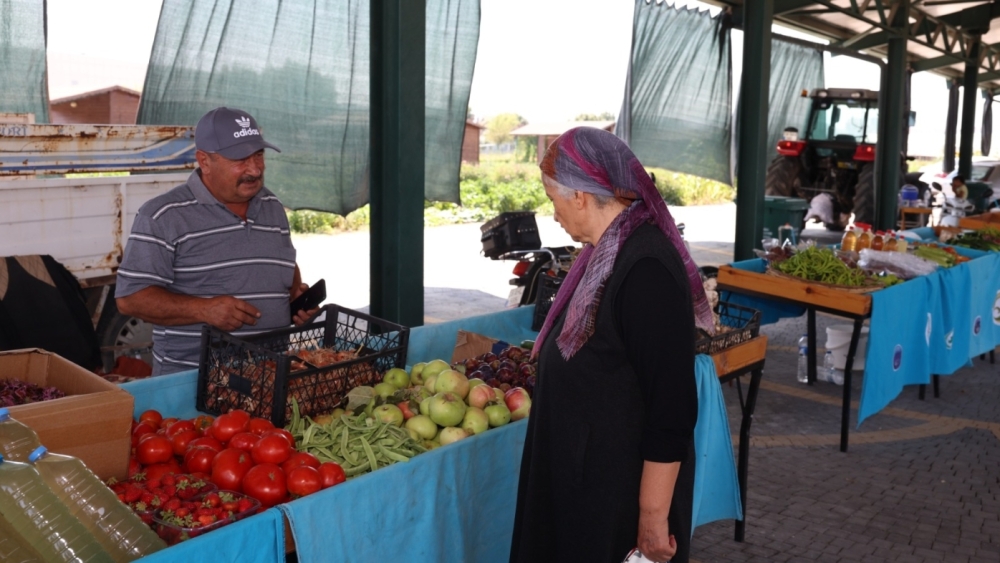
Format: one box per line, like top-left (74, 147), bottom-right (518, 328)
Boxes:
top-left (504, 387), bottom-right (532, 421)
top-left (467, 384), bottom-right (496, 410)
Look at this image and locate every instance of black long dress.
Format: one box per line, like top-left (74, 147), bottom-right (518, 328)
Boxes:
top-left (509, 223), bottom-right (698, 563)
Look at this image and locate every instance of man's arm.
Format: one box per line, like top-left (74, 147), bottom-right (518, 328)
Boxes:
top-left (117, 286), bottom-right (261, 332)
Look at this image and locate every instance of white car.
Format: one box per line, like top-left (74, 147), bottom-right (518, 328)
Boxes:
top-left (918, 158), bottom-right (1000, 201)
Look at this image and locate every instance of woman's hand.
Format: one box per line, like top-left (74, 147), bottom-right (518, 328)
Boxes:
top-left (636, 510), bottom-right (676, 562)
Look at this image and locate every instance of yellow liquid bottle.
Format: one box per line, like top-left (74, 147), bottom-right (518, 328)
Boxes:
top-left (841, 229), bottom-right (857, 252)
top-left (856, 229), bottom-right (872, 251)
top-left (884, 235), bottom-right (898, 252)
top-left (871, 231), bottom-right (884, 251)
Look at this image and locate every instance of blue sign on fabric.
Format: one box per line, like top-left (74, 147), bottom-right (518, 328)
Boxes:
top-left (892, 345), bottom-right (903, 371)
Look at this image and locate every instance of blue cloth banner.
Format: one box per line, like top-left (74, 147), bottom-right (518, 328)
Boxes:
top-left (966, 253), bottom-right (1000, 357)
top-left (126, 306), bottom-right (743, 561)
top-left (691, 355), bottom-right (743, 527)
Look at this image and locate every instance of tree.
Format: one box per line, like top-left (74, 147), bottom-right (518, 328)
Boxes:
top-left (485, 113), bottom-right (525, 145)
top-left (575, 112), bottom-right (616, 121)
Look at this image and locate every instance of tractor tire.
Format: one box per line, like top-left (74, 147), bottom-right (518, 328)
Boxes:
top-left (853, 163), bottom-right (876, 226)
top-left (764, 156), bottom-right (801, 197)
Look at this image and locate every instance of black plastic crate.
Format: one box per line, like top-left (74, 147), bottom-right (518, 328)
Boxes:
top-left (694, 301), bottom-right (761, 355)
top-left (197, 304), bottom-right (409, 427)
top-left (531, 273), bottom-right (563, 331)
top-left (480, 211), bottom-right (543, 259)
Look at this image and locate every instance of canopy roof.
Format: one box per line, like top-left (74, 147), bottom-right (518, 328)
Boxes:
top-left (703, 0), bottom-right (1000, 91)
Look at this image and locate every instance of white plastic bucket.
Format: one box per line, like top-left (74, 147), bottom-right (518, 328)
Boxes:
top-left (825, 324), bottom-right (870, 370)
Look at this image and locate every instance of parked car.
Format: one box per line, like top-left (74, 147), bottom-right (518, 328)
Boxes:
top-left (918, 157), bottom-right (1000, 203)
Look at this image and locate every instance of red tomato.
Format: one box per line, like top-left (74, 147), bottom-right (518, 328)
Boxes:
top-left (191, 414), bottom-right (214, 432)
top-left (183, 446), bottom-right (217, 474)
top-left (138, 410), bottom-right (163, 429)
top-left (263, 428), bottom-right (296, 448)
top-left (228, 409), bottom-right (251, 428)
top-left (210, 413), bottom-right (248, 444)
top-left (187, 436), bottom-right (224, 453)
top-left (242, 463), bottom-right (287, 508)
top-left (286, 466), bottom-right (322, 497)
top-left (170, 429), bottom-right (201, 457)
top-left (281, 452), bottom-right (320, 474)
top-left (165, 420), bottom-right (197, 439)
top-left (136, 435), bottom-right (173, 465)
top-left (211, 448), bottom-right (254, 492)
top-left (251, 434), bottom-right (293, 465)
top-left (144, 461), bottom-right (180, 481)
top-left (160, 417), bottom-right (179, 430)
top-left (247, 418), bottom-right (275, 436)
top-left (131, 422), bottom-right (156, 448)
top-left (227, 432), bottom-right (260, 452)
top-left (317, 462), bottom-right (346, 489)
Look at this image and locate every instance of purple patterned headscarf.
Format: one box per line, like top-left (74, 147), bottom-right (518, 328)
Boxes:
top-left (534, 127), bottom-right (714, 360)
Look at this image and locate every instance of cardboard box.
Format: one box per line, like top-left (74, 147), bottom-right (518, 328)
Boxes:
top-left (451, 330), bottom-right (527, 364)
top-left (0, 348), bottom-right (133, 480)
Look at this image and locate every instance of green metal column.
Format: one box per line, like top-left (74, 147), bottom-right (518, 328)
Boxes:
top-left (959, 35), bottom-right (981, 179)
top-left (734, 0), bottom-right (772, 261)
top-left (875, 29), bottom-right (907, 231)
top-left (369, 0), bottom-right (425, 327)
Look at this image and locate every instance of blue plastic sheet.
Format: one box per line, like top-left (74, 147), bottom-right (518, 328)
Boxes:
top-left (691, 355), bottom-right (743, 527)
top-left (722, 259), bottom-right (806, 324)
top-left (125, 306), bottom-right (744, 562)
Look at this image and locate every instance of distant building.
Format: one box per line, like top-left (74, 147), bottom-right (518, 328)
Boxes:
top-left (463, 121), bottom-right (485, 164)
top-left (49, 86), bottom-right (141, 125)
top-left (510, 121), bottom-right (616, 163)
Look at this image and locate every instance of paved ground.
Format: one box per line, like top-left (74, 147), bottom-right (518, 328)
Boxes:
top-left (295, 206), bottom-right (1000, 563)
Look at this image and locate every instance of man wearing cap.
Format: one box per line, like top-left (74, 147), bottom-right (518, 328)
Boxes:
top-left (115, 107), bottom-right (316, 375)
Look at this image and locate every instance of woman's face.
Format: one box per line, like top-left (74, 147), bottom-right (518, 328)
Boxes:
top-left (543, 178), bottom-right (586, 243)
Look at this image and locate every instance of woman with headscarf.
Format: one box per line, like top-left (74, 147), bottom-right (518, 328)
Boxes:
top-left (508, 127), bottom-right (712, 563)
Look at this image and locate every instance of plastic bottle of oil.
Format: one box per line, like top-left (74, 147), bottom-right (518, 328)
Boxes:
top-left (871, 231), bottom-right (885, 251)
top-left (0, 514), bottom-right (43, 563)
top-left (840, 227), bottom-right (858, 252)
top-left (0, 409), bottom-right (42, 462)
top-left (896, 235), bottom-right (908, 253)
top-left (28, 446), bottom-right (166, 562)
top-left (855, 223), bottom-right (873, 251)
top-left (0, 454), bottom-right (115, 563)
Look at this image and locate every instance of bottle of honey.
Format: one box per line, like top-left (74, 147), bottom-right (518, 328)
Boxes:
top-left (871, 230), bottom-right (885, 251)
top-left (841, 226), bottom-right (858, 252)
top-left (884, 232), bottom-right (898, 252)
top-left (855, 222), bottom-right (872, 251)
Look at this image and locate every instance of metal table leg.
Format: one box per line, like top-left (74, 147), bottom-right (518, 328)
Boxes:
top-left (918, 384), bottom-right (926, 400)
top-left (840, 318), bottom-right (864, 453)
top-left (807, 308), bottom-right (817, 385)
top-left (933, 374), bottom-right (940, 398)
top-left (735, 367), bottom-right (763, 542)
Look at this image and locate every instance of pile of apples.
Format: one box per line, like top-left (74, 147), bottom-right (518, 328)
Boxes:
top-left (359, 357), bottom-right (532, 449)
top-left (455, 345), bottom-right (537, 397)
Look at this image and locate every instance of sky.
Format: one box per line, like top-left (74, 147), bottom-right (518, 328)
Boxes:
top-left (40, 0), bottom-right (995, 160)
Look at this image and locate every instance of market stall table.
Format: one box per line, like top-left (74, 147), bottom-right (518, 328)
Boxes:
top-left (123, 306), bottom-right (760, 561)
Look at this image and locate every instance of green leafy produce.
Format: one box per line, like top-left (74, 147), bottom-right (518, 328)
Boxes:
top-left (286, 399), bottom-right (426, 478)
top-left (775, 247), bottom-right (867, 286)
top-left (950, 227), bottom-right (1000, 252)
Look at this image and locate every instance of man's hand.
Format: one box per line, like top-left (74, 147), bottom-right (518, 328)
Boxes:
top-left (290, 282), bottom-right (320, 326)
top-left (636, 510), bottom-right (676, 562)
top-left (201, 296), bottom-right (261, 331)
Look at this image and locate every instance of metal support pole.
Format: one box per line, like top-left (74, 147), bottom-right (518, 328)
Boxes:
top-left (960, 36), bottom-right (982, 179)
top-left (944, 79), bottom-right (960, 173)
top-left (734, 0), bottom-right (773, 261)
top-left (875, 25), bottom-right (907, 231)
top-left (369, 0), bottom-right (425, 327)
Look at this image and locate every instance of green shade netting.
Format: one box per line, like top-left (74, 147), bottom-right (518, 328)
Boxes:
top-left (0, 0), bottom-right (49, 122)
top-left (138, 0), bottom-right (479, 215)
top-left (619, 1), bottom-right (732, 184)
top-left (765, 38), bottom-right (824, 162)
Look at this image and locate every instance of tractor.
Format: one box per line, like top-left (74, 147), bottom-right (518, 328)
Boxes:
top-left (765, 88), bottom-right (904, 231)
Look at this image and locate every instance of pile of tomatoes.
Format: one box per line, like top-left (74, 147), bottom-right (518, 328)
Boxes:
top-left (130, 409), bottom-right (346, 508)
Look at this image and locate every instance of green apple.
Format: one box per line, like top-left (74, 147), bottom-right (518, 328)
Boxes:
top-left (492, 387), bottom-right (505, 403)
top-left (410, 385), bottom-right (433, 403)
top-left (468, 378), bottom-right (485, 389)
top-left (438, 426), bottom-right (469, 446)
top-left (428, 392), bottom-right (467, 427)
top-left (410, 362), bottom-right (428, 385)
top-left (373, 404), bottom-right (404, 426)
top-left (405, 414), bottom-right (439, 440)
top-left (461, 407), bottom-right (489, 435)
top-left (422, 439), bottom-right (440, 451)
top-left (484, 403), bottom-right (511, 427)
top-left (405, 427), bottom-right (420, 441)
top-left (373, 382), bottom-right (397, 399)
top-left (424, 375), bottom-right (438, 394)
top-left (435, 369), bottom-right (470, 399)
top-left (383, 367), bottom-right (410, 390)
top-left (421, 359), bottom-right (451, 381)
top-left (419, 396), bottom-right (433, 416)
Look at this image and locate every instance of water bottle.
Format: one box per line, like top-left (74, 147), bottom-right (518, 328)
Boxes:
top-left (823, 351), bottom-right (835, 383)
top-left (0, 408), bottom-right (42, 462)
top-left (0, 514), bottom-right (43, 563)
top-left (29, 447), bottom-right (166, 562)
top-left (0, 454), bottom-right (115, 563)
top-left (797, 335), bottom-right (809, 383)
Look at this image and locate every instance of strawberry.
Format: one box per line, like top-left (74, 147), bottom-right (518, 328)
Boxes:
top-left (161, 474), bottom-right (176, 487)
top-left (237, 498), bottom-right (254, 513)
top-left (174, 507), bottom-right (191, 518)
top-left (140, 492), bottom-right (155, 506)
top-left (202, 493), bottom-right (221, 508)
top-left (163, 498), bottom-right (181, 512)
top-left (197, 514), bottom-right (217, 526)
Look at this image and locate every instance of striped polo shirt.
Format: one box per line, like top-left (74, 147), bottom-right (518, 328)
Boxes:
top-left (116, 171), bottom-right (296, 375)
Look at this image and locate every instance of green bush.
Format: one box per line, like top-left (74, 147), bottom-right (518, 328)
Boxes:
top-left (286, 162), bottom-right (734, 234)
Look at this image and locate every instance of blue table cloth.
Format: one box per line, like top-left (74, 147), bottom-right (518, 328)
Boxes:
top-left (723, 251), bottom-right (1000, 426)
top-left (128, 306), bottom-right (743, 562)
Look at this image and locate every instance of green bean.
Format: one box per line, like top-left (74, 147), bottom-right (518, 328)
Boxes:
top-left (360, 436), bottom-right (379, 472)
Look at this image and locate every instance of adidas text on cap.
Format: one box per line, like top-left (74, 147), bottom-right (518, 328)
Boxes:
top-left (195, 107), bottom-right (282, 160)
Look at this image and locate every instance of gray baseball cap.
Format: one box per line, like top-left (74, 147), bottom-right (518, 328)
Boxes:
top-left (195, 107), bottom-right (281, 160)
